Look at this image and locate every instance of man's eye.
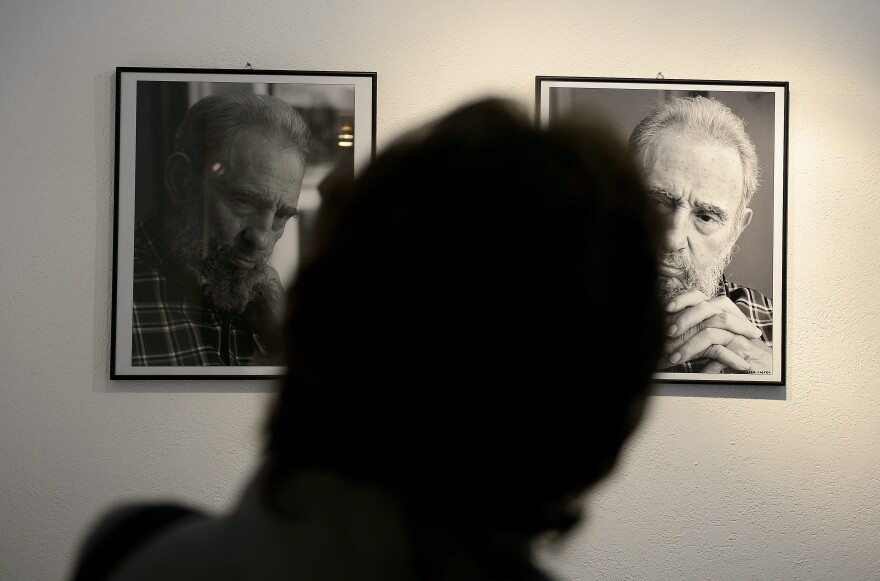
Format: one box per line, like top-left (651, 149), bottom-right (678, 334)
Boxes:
top-left (230, 195), bottom-right (252, 207)
top-left (275, 210), bottom-right (298, 220)
top-left (697, 213), bottom-right (720, 224)
top-left (652, 196), bottom-right (674, 211)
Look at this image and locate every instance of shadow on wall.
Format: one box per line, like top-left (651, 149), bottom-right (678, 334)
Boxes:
top-left (652, 382), bottom-right (786, 400)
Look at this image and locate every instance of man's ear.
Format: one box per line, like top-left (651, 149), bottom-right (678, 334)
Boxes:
top-left (165, 152), bottom-right (194, 208)
top-left (739, 207), bottom-right (753, 232)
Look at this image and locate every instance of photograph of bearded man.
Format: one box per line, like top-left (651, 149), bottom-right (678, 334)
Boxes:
top-left (131, 93), bottom-right (310, 366)
top-left (537, 78), bottom-right (786, 382)
top-left (630, 96), bottom-right (773, 375)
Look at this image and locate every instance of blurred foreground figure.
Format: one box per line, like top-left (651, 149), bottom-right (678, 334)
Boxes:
top-left (72, 98), bottom-right (664, 581)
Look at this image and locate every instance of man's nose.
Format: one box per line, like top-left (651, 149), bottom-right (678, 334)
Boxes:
top-left (243, 211), bottom-right (275, 252)
top-left (664, 209), bottom-right (688, 252)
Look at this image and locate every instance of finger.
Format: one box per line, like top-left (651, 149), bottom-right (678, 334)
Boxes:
top-left (669, 295), bottom-right (762, 340)
top-left (727, 335), bottom-right (774, 372)
top-left (704, 296), bottom-right (761, 339)
top-left (668, 328), bottom-right (751, 372)
top-left (668, 300), bottom-right (722, 338)
top-left (701, 360), bottom-right (727, 374)
top-left (701, 345), bottom-right (750, 372)
top-left (672, 327), bottom-right (731, 363)
top-left (707, 296), bottom-right (751, 321)
top-left (663, 331), bottom-right (688, 358)
top-left (665, 290), bottom-right (709, 313)
top-left (700, 312), bottom-right (763, 340)
top-left (267, 266), bottom-right (283, 285)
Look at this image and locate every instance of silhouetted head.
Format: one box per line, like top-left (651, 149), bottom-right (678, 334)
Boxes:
top-left (267, 97), bottom-right (664, 536)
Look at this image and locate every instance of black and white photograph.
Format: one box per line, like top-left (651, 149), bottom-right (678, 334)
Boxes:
top-left (537, 77), bottom-right (787, 385)
top-left (111, 67), bottom-right (376, 379)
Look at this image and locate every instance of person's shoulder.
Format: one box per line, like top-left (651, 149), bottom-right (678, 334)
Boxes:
top-left (723, 279), bottom-right (772, 309)
top-left (69, 502), bottom-right (208, 581)
top-left (131, 212), bottom-right (199, 306)
top-left (722, 278), bottom-right (773, 345)
top-left (133, 211), bottom-right (167, 265)
top-left (132, 216), bottom-right (169, 289)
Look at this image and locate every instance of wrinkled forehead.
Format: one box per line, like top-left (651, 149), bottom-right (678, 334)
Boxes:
top-left (643, 128), bottom-right (744, 191)
top-left (207, 127), bottom-right (297, 170)
top-left (202, 128), bottom-right (305, 210)
top-left (640, 129), bottom-right (744, 209)
top-left (642, 126), bottom-right (739, 158)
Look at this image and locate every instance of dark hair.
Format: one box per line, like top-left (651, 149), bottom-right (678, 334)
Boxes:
top-left (173, 92), bottom-right (311, 169)
top-left (266, 97), bottom-right (664, 536)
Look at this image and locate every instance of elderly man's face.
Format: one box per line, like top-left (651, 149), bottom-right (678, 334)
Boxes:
top-left (175, 128), bottom-right (305, 313)
top-left (641, 128), bottom-right (751, 301)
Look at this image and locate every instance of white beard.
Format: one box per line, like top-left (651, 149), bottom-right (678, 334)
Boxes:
top-left (166, 189), bottom-right (274, 314)
top-left (658, 243), bottom-right (735, 302)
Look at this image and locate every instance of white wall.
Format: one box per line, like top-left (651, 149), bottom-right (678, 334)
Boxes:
top-left (1, 1), bottom-right (878, 579)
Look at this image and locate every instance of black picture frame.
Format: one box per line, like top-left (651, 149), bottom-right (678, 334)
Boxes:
top-left (537, 76), bottom-right (787, 385)
top-left (112, 67), bottom-right (377, 379)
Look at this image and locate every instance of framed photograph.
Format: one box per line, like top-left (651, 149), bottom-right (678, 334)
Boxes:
top-left (537, 77), bottom-right (787, 384)
top-left (112, 67), bottom-right (377, 379)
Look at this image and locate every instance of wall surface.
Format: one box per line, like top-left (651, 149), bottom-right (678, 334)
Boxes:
top-left (1, 1), bottom-right (878, 579)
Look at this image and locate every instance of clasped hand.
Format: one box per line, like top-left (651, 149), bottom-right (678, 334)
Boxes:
top-left (240, 267), bottom-right (286, 363)
top-left (662, 290), bottom-right (771, 374)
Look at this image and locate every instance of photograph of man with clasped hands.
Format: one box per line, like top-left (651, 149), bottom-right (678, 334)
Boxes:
top-left (112, 69), bottom-right (375, 378)
top-left (538, 78), bottom-right (787, 384)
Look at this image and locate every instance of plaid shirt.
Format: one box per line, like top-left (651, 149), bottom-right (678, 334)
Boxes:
top-left (131, 213), bottom-right (267, 366)
top-left (665, 277), bottom-right (773, 374)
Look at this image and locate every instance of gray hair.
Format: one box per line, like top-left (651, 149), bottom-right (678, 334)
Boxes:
top-left (629, 96), bottom-right (760, 222)
top-left (174, 92), bottom-right (311, 168)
